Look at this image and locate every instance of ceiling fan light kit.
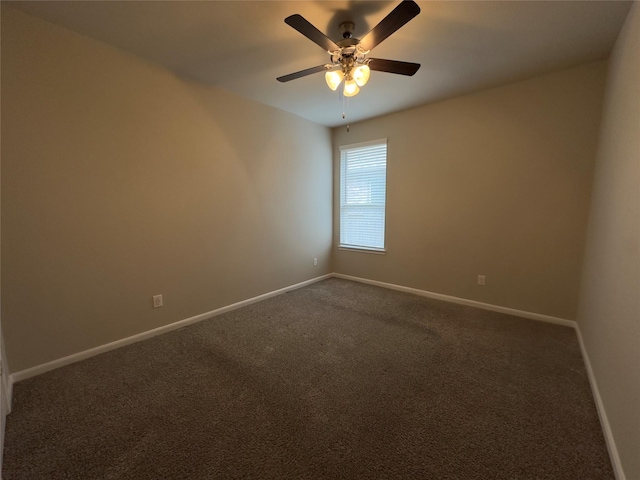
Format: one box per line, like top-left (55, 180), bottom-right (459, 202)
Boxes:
top-left (323, 38), bottom-right (371, 96)
top-left (278, 0), bottom-right (421, 100)
top-left (343, 78), bottom-right (360, 97)
top-left (325, 70), bottom-right (344, 91)
top-left (325, 63), bottom-right (370, 96)
top-left (353, 65), bottom-right (371, 87)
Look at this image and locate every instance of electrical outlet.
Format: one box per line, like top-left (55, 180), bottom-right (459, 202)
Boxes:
top-left (477, 275), bottom-right (486, 286)
top-left (313, 257), bottom-right (318, 266)
top-left (153, 294), bottom-right (163, 308)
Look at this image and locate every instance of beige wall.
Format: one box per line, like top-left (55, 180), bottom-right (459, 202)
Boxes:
top-left (1, 7), bottom-right (333, 373)
top-left (333, 62), bottom-right (606, 320)
top-left (577, 4), bottom-right (640, 479)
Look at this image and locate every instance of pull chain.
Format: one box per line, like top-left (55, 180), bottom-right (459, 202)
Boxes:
top-left (342, 94), bottom-right (350, 132)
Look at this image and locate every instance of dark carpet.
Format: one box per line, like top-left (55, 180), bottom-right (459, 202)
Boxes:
top-left (3, 278), bottom-right (613, 479)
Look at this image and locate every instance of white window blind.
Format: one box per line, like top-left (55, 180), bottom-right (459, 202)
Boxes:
top-left (340, 140), bottom-right (387, 251)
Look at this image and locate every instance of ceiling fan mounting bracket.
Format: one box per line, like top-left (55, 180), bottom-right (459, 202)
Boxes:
top-left (338, 21), bottom-right (355, 39)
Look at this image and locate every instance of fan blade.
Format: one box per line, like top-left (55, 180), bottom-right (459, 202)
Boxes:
top-left (359, 0), bottom-right (421, 51)
top-left (368, 58), bottom-right (420, 76)
top-left (285, 14), bottom-right (339, 52)
top-left (277, 65), bottom-right (328, 83)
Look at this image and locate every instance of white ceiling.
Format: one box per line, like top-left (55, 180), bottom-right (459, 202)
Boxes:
top-left (8, 1), bottom-right (633, 127)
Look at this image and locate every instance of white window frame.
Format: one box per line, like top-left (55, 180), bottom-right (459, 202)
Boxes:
top-left (339, 139), bottom-right (388, 253)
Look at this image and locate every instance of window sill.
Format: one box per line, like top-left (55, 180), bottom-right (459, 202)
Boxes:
top-left (338, 245), bottom-right (386, 255)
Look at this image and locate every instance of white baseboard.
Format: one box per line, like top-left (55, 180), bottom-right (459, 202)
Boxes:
top-left (575, 325), bottom-right (626, 480)
top-left (1, 375), bottom-right (10, 417)
top-left (333, 273), bottom-right (575, 327)
top-left (5, 272), bottom-right (623, 479)
top-left (1, 336), bottom-right (10, 479)
top-left (334, 273), bottom-right (625, 478)
top-left (10, 274), bottom-right (333, 384)
top-left (1, 338), bottom-right (10, 415)
top-left (0, 389), bottom-right (5, 478)
top-left (7, 272), bottom-right (574, 385)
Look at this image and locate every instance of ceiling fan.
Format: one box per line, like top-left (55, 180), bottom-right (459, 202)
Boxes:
top-left (277, 0), bottom-right (421, 98)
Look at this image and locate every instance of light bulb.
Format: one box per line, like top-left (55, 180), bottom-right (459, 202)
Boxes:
top-left (353, 64), bottom-right (370, 87)
top-left (325, 70), bottom-right (344, 91)
top-left (343, 78), bottom-right (360, 97)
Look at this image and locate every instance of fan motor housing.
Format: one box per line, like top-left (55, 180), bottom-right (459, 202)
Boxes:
top-left (337, 37), bottom-right (359, 49)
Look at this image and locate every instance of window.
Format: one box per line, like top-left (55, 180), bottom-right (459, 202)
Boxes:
top-left (339, 139), bottom-right (387, 251)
